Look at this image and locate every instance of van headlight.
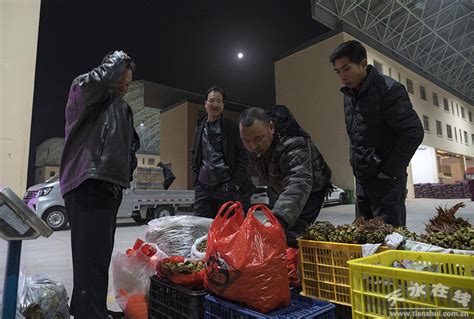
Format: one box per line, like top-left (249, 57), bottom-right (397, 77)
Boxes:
top-left (37, 187), bottom-right (53, 197)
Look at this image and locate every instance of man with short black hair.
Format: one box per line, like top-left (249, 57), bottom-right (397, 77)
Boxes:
top-left (60, 50), bottom-right (140, 318)
top-left (330, 40), bottom-right (424, 226)
top-left (191, 86), bottom-right (254, 217)
top-left (239, 105), bottom-right (332, 247)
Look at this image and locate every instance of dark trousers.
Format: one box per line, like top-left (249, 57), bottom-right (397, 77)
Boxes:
top-left (355, 174), bottom-right (407, 227)
top-left (194, 182), bottom-right (240, 218)
top-left (64, 179), bottom-right (122, 319)
top-left (163, 177), bottom-right (175, 190)
top-left (285, 188), bottom-right (328, 248)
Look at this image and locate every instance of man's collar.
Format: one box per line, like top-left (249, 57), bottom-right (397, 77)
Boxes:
top-left (340, 65), bottom-right (376, 97)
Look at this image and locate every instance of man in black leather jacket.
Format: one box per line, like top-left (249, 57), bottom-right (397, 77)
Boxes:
top-left (59, 50), bottom-right (139, 318)
top-left (191, 86), bottom-right (254, 217)
top-left (330, 41), bottom-right (424, 226)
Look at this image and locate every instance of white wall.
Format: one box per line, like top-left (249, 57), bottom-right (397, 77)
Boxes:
top-left (1, 0), bottom-right (41, 194)
top-left (411, 145), bottom-right (438, 184)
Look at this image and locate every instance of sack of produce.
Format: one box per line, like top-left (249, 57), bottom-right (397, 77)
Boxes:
top-left (145, 216), bottom-right (213, 258)
top-left (156, 256), bottom-right (206, 290)
top-left (205, 202), bottom-right (290, 313)
top-left (17, 273), bottom-right (70, 318)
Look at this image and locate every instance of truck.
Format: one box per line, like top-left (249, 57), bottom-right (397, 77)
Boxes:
top-left (23, 168), bottom-right (195, 231)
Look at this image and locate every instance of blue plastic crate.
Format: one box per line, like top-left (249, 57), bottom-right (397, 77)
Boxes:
top-left (204, 292), bottom-right (335, 319)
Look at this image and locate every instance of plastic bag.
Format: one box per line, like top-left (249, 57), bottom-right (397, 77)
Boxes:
top-left (112, 239), bottom-right (167, 311)
top-left (191, 234), bottom-right (208, 260)
top-left (156, 256), bottom-right (206, 290)
top-left (402, 240), bottom-right (474, 255)
top-left (205, 202), bottom-right (291, 313)
top-left (286, 248), bottom-right (300, 287)
top-left (145, 216), bottom-right (213, 258)
top-left (17, 271), bottom-right (70, 319)
top-left (118, 290), bottom-right (147, 319)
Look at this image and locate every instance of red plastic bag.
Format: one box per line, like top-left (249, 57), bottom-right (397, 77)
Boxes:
top-left (205, 202), bottom-right (291, 313)
top-left (156, 256), bottom-right (206, 290)
top-left (287, 248), bottom-right (301, 287)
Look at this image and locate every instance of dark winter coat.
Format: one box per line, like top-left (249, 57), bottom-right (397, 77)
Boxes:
top-left (341, 66), bottom-right (424, 180)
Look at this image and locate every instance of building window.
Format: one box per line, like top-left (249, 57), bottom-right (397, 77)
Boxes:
top-left (50, 171), bottom-right (55, 177)
top-left (436, 120), bottom-right (442, 136)
top-left (455, 127), bottom-right (458, 141)
top-left (398, 72), bottom-right (401, 82)
top-left (456, 104), bottom-right (460, 117)
top-left (148, 158), bottom-right (155, 165)
top-left (422, 115), bottom-right (430, 131)
top-left (432, 92), bottom-right (439, 106)
top-left (461, 106), bottom-right (465, 119)
top-left (420, 85), bottom-right (426, 100)
top-left (464, 131), bottom-right (469, 145)
top-left (142, 158), bottom-right (145, 165)
top-left (469, 111), bottom-right (472, 122)
top-left (443, 98), bottom-right (449, 111)
top-left (460, 129), bottom-right (463, 143)
top-left (373, 60), bottom-right (383, 74)
top-left (406, 78), bottom-right (414, 94)
top-left (389, 67), bottom-right (392, 77)
top-left (471, 134), bottom-right (474, 145)
top-left (447, 125), bottom-right (453, 139)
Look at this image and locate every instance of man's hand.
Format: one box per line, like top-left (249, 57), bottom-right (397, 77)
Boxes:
top-left (114, 50), bottom-right (130, 60)
top-left (222, 181), bottom-right (238, 192)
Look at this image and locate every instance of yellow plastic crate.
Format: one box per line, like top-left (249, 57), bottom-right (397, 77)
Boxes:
top-left (298, 238), bottom-right (387, 306)
top-left (348, 250), bottom-right (474, 319)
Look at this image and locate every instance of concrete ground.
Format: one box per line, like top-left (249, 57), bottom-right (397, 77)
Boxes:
top-left (1, 198), bottom-right (472, 313)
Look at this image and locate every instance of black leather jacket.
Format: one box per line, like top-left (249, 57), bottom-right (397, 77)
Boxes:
top-left (60, 51), bottom-right (139, 197)
top-left (191, 116), bottom-right (255, 195)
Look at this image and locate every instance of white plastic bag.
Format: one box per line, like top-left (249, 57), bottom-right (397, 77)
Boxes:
top-left (112, 239), bottom-right (168, 310)
top-left (402, 240), bottom-right (474, 255)
top-left (17, 268), bottom-right (70, 319)
top-left (145, 216), bottom-right (213, 258)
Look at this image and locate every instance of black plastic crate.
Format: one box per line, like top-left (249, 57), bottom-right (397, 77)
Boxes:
top-left (335, 304), bottom-right (352, 319)
top-left (148, 275), bottom-right (207, 319)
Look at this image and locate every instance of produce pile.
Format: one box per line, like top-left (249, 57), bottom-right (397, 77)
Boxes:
top-left (421, 202), bottom-right (474, 250)
top-left (304, 202), bottom-right (473, 250)
top-left (197, 240), bottom-right (207, 253)
top-left (305, 218), bottom-right (398, 244)
top-left (156, 256), bottom-right (206, 290)
top-left (158, 258), bottom-right (205, 275)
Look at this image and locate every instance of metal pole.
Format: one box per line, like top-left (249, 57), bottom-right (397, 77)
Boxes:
top-left (2, 240), bottom-right (22, 319)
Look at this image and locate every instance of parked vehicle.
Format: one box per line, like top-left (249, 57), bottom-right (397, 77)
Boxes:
top-left (250, 185), bottom-right (346, 207)
top-left (324, 185), bottom-right (346, 206)
top-left (23, 174), bottom-right (195, 231)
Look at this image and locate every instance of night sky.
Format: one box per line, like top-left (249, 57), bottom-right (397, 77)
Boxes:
top-left (28, 0), bottom-right (328, 186)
